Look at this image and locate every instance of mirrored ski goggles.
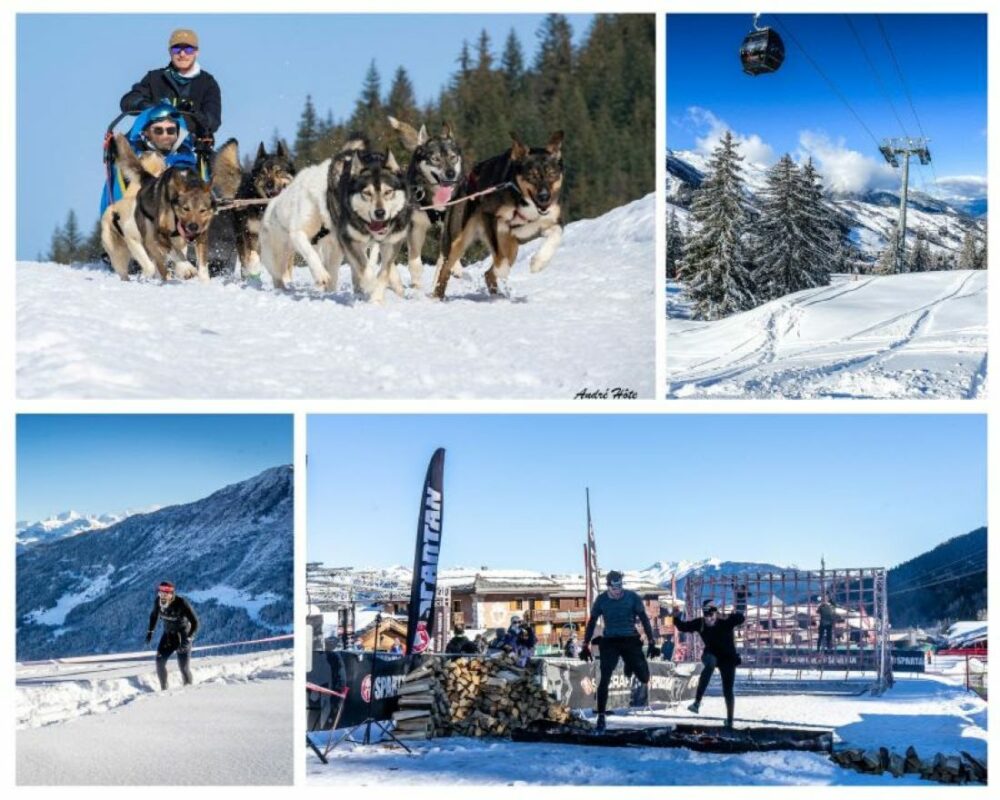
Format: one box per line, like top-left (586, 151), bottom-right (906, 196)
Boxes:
top-left (170, 45), bottom-right (198, 55)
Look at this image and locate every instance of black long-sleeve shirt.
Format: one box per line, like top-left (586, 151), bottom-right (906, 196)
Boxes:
top-left (148, 595), bottom-right (199, 637)
top-left (674, 612), bottom-right (745, 664)
top-left (584, 590), bottom-right (655, 643)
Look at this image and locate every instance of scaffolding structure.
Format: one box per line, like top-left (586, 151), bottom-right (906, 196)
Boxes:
top-left (682, 567), bottom-right (893, 694)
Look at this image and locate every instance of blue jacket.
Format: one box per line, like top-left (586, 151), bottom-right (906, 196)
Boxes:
top-left (100, 104), bottom-right (199, 214)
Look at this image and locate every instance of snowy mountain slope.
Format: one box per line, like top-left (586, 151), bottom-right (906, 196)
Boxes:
top-left (667, 271), bottom-right (987, 399)
top-left (17, 195), bottom-right (655, 399)
top-left (17, 650), bottom-right (292, 785)
top-left (16, 508), bottom-right (155, 550)
top-left (16, 465), bottom-right (293, 660)
top-left (307, 673), bottom-right (985, 786)
top-left (667, 149), bottom-right (985, 262)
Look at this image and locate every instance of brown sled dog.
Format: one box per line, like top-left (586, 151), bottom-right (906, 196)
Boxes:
top-left (101, 134), bottom-right (241, 282)
top-left (432, 131), bottom-right (564, 299)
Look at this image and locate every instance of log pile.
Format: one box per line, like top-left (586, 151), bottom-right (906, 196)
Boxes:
top-left (391, 654), bottom-right (591, 740)
top-left (830, 745), bottom-right (986, 784)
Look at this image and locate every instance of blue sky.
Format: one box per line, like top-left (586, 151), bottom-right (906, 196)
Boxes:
top-left (17, 415), bottom-right (292, 521)
top-left (307, 414), bottom-right (986, 573)
top-left (667, 14), bottom-right (986, 198)
top-left (16, 13), bottom-right (592, 260)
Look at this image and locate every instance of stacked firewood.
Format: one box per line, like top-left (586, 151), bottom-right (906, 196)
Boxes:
top-left (830, 746), bottom-right (986, 784)
top-left (391, 654), bottom-right (591, 740)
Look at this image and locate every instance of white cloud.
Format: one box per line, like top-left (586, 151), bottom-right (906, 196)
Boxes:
top-left (795, 131), bottom-right (897, 194)
top-left (684, 107), bottom-right (775, 166)
top-left (930, 175), bottom-right (988, 202)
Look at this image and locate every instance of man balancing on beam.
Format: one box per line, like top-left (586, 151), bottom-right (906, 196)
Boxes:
top-left (580, 570), bottom-right (659, 733)
top-left (672, 583), bottom-right (747, 729)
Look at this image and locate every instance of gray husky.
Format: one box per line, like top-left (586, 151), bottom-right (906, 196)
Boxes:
top-left (388, 116), bottom-right (463, 290)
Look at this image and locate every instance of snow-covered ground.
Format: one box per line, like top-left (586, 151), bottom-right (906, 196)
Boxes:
top-left (667, 271), bottom-right (987, 399)
top-left (307, 673), bottom-right (986, 786)
top-left (17, 195), bottom-right (654, 399)
top-left (17, 649), bottom-right (292, 785)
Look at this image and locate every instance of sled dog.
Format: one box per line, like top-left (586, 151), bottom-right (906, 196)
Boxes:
top-left (207, 140), bottom-right (297, 277)
top-left (432, 130), bottom-right (565, 299)
top-left (101, 133), bottom-right (240, 282)
top-left (260, 139), bottom-right (411, 301)
top-left (388, 116), bottom-right (463, 290)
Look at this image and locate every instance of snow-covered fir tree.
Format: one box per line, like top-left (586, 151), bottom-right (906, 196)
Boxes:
top-left (958, 229), bottom-right (980, 270)
top-left (909, 228), bottom-right (932, 272)
top-left (752, 155), bottom-right (834, 300)
top-left (676, 131), bottom-right (755, 319)
top-left (875, 226), bottom-right (900, 274)
top-left (665, 209), bottom-right (684, 280)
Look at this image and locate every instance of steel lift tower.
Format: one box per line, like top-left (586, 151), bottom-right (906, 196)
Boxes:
top-left (879, 137), bottom-right (931, 273)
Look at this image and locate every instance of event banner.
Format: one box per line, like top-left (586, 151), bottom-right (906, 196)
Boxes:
top-left (739, 648), bottom-right (926, 673)
top-left (540, 658), bottom-right (702, 709)
top-left (406, 448), bottom-right (446, 655)
top-left (307, 651), bottom-right (410, 730)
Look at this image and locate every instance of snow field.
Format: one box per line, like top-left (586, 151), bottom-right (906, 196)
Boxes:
top-left (17, 195), bottom-right (655, 398)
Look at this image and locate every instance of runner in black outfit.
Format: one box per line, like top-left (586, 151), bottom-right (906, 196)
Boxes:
top-left (580, 571), bottom-right (659, 733)
top-left (146, 581), bottom-right (200, 689)
top-left (672, 584), bottom-right (747, 728)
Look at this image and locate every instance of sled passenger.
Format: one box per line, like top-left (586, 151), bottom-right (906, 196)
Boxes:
top-left (146, 580), bottom-right (200, 689)
top-left (672, 591), bottom-right (746, 729)
top-left (580, 571), bottom-right (660, 733)
top-left (120, 28), bottom-right (222, 142)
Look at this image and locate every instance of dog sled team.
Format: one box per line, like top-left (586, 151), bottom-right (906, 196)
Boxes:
top-left (101, 28), bottom-right (566, 301)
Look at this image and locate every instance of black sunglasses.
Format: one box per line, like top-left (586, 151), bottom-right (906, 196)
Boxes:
top-left (149, 125), bottom-right (178, 136)
top-left (170, 45), bottom-right (197, 55)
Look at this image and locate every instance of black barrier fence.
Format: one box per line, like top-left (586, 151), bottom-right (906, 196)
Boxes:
top-left (739, 648), bottom-right (926, 673)
top-left (307, 653), bottom-right (702, 731)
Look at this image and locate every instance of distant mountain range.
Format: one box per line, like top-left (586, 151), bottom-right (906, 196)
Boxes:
top-left (16, 466), bottom-right (293, 661)
top-left (667, 149), bottom-right (986, 262)
top-left (887, 526), bottom-right (987, 628)
top-left (16, 508), bottom-right (160, 551)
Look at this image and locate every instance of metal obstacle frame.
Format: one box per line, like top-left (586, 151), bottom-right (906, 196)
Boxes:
top-left (682, 567), bottom-right (893, 694)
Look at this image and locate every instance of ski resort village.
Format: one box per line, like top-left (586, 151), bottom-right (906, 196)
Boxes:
top-left (306, 511), bottom-right (986, 785)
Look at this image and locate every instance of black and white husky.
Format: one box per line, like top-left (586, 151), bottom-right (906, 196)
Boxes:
top-left (259, 139), bottom-right (411, 301)
top-left (388, 116), bottom-right (463, 291)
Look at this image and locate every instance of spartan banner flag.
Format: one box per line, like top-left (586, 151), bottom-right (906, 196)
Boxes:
top-left (406, 448), bottom-right (446, 655)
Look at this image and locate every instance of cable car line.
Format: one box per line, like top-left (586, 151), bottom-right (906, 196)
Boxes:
top-left (875, 14), bottom-right (940, 186)
top-left (843, 15), bottom-right (910, 139)
top-left (772, 14), bottom-right (881, 148)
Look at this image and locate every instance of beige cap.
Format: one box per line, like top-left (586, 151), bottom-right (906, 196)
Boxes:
top-left (168, 29), bottom-right (199, 49)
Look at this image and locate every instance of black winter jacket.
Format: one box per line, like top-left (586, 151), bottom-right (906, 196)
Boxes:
top-left (674, 612), bottom-right (745, 664)
top-left (120, 65), bottom-right (222, 136)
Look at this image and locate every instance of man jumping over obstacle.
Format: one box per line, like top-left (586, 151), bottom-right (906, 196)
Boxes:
top-left (580, 570), bottom-right (659, 733)
top-left (672, 585), bottom-right (747, 729)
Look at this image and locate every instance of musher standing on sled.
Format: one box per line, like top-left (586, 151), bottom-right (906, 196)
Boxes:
top-left (672, 584), bottom-right (747, 729)
top-left (120, 29), bottom-right (222, 144)
top-left (146, 581), bottom-right (200, 690)
top-left (580, 571), bottom-right (659, 733)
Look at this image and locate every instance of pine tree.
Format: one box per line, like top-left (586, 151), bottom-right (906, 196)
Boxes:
top-left (976, 227), bottom-right (987, 269)
top-left (677, 132), bottom-right (755, 319)
top-left (47, 220), bottom-right (67, 264)
top-left (958, 229), bottom-right (979, 270)
top-left (63, 210), bottom-right (84, 261)
top-left (81, 218), bottom-right (105, 263)
top-left (753, 155), bottom-right (833, 300)
top-left (909, 228), bottom-right (932, 272)
top-left (350, 61), bottom-right (384, 143)
top-left (500, 29), bottom-right (525, 96)
top-left (386, 66), bottom-right (418, 122)
top-left (294, 95), bottom-right (321, 165)
top-left (874, 231), bottom-right (898, 275)
top-left (665, 209), bottom-right (684, 280)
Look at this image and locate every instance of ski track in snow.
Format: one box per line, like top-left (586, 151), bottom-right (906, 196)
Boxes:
top-left (16, 649), bottom-right (292, 728)
top-left (667, 271), bottom-right (987, 399)
top-left (17, 195), bottom-right (655, 399)
top-left (307, 673), bottom-right (986, 786)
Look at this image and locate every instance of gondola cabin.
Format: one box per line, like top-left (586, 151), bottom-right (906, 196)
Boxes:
top-left (740, 26), bottom-right (785, 76)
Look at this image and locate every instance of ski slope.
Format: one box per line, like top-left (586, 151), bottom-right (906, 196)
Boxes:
top-left (667, 271), bottom-right (987, 399)
top-left (17, 195), bottom-right (654, 399)
top-left (17, 650), bottom-right (292, 785)
top-left (307, 673), bottom-right (985, 786)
